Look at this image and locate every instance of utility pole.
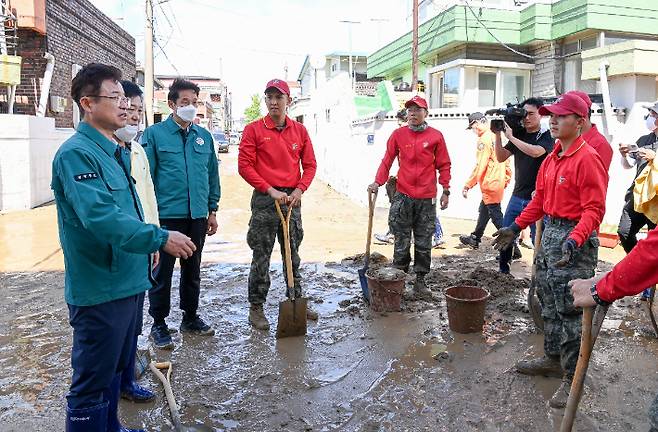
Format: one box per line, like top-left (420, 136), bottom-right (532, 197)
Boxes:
top-left (411, 0), bottom-right (419, 92)
top-left (370, 18), bottom-right (389, 48)
top-left (145, 0), bottom-right (155, 126)
top-left (339, 20), bottom-right (360, 92)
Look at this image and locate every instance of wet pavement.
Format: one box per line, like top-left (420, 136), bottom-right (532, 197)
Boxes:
top-left (1, 150), bottom-right (657, 431)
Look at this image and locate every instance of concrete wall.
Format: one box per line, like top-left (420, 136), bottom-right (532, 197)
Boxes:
top-left (0, 115), bottom-right (73, 212)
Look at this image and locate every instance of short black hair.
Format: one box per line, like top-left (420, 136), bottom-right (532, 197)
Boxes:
top-left (71, 63), bottom-right (122, 112)
top-left (121, 80), bottom-right (143, 99)
top-left (521, 97), bottom-right (544, 109)
top-left (167, 78), bottom-right (200, 102)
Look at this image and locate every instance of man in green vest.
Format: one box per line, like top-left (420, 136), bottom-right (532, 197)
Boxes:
top-left (142, 78), bottom-right (221, 349)
top-left (53, 63), bottom-right (196, 432)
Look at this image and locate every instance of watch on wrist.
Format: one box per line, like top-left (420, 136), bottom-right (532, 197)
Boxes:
top-left (442, 189), bottom-right (450, 196)
top-left (590, 283), bottom-right (611, 306)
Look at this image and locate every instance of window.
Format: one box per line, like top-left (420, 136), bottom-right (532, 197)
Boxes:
top-left (478, 72), bottom-right (496, 106)
top-left (331, 64), bottom-right (337, 72)
top-left (501, 70), bottom-right (528, 105)
top-left (563, 58), bottom-right (598, 94)
top-left (325, 108), bottom-right (330, 122)
top-left (441, 67), bottom-right (460, 108)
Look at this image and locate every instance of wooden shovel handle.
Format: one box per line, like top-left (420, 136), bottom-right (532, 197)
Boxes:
top-left (560, 306), bottom-right (594, 432)
top-left (364, 190), bottom-right (377, 268)
top-left (275, 201), bottom-right (295, 293)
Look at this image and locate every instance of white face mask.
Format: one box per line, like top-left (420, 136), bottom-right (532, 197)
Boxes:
top-left (115, 124), bottom-right (139, 143)
top-left (176, 104), bottom-right (197, 123)
top-left (646, 114), bottom-right (657, 132)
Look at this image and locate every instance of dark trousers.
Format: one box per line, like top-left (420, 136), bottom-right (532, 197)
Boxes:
top-left (500, 195), bottom-right (536, 273)
top-left (247, 189), bottom-right (303, 304)
top-left (389, 193), bottom-right (436, 275)
top-left (67, 294), bottom-right (139, 409)
top-left (618, 199), bottom-right (657, 253)
top-left (472, 201), bottom-right (504, 241)
top-left (149, 217), bottom-right (207, 324)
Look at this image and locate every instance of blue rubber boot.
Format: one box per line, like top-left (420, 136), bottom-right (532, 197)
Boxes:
top-left (120, 338), bottom-right (155, 403)
top-left (106, 373), bottom-right (145, 432)
top-left (66, 401), bottom-right (108, 432)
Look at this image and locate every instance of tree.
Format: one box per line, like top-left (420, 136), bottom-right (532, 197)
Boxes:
top-left (243, 94), bottom-right (262, 123)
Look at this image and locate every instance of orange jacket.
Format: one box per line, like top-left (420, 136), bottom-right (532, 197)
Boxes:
top-left (464, 129), bottom-right (511, 204)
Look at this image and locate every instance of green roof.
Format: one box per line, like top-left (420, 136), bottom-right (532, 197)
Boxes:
top-left (368, 0), bottom-right (658, 78)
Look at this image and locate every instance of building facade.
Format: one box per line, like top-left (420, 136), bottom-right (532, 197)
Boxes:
top-left (9, 0), bottom-right (136, 127)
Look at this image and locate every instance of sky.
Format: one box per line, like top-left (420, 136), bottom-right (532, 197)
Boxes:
top-left (93, 0), bottom-right (414, 118)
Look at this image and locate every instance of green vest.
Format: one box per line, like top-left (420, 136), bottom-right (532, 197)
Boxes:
top-left (51, 122), bottom-right (168, 306)
top-left (142, 116), bottom-right (221, 219)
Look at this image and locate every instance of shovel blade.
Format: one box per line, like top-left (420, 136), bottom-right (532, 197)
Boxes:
top-left (358, 267), bottom-right (370, 303)
top-left (276, 298), bottom-right (308, 339)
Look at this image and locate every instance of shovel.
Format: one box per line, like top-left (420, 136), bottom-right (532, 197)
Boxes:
top-left (358, 190), bottom-right (377, 303)
top-left (647, 285), bottom-right (658, 338)
top-left (275, 200), bottom-right (307, 339)
top-left (560, 304), bottom-right (609, 432)
top-left (149, 361), bottom-right (212, 432)
top-left (527, 219), bottom-right (544, 332)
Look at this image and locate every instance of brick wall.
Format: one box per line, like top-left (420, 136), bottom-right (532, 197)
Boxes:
top-left (13, 0), bottom-right (136, 127)
top-left (529, 40), bottom-right (563, 98)
top-left (12, 29), bottom-right (47, 116)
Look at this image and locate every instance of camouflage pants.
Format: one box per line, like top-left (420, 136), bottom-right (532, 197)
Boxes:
top-left (649, 392), bottom-right (658, 430)
top-left (388, 193), bottom-right (435, 275)
top-left (535, 218), bottom-right (599, 376)
top-left (246, 189), bottom-right (303, 305)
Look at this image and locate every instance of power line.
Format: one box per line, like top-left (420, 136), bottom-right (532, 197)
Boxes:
top-left (154, 35), bottom-right (180, 74)
top-left (462, 0), bottom-right (567, 60)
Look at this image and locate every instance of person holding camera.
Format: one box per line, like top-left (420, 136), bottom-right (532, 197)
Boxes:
top-left (493, 97), bottom-right (555, 273)
top-left (492, 93), bottom-right (608, 408)
top-left (617, 102), bottom-right (658, 299)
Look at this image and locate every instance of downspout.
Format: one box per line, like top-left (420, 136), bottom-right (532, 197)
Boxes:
top-left (36, 53), bottom-right (55, 117)
top-left (598, 60), bottom-right (615, 138)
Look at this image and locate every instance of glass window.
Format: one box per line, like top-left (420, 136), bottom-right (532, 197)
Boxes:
top-left (580, 36), bottom-right (598, 51)
top-left (478, 72), bottom-right (497, 106)
top-left (441, 67), bottom-right (460, 108)
top-left (501, 70), bottom-right (528, 105)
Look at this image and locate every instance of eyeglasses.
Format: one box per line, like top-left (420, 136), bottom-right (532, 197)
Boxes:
top-left (85, 95), bottom-right (131, 108)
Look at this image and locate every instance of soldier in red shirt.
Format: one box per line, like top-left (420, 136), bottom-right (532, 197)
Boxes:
top-left (368, 96), bottom-right (452, 297)
top-left (492, 93), bottom-right (608, 408)
top-left (238, 79), bottom-right (318, 331)
top-left (567, 90), bottom-right (613, 171)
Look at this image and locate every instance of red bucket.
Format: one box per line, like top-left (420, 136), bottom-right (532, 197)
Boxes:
top-left (366, 268), bottom-right (406, 312)
top-left (445, 286), bottom-right (490, 333)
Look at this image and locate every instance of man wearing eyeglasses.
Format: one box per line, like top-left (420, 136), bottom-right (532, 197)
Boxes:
top-left (368, 96), bottom-right (452, 298)
top-left (52, 63), bottom-right (196, 432)
top-left (142, 78), bottom-right (221, 349)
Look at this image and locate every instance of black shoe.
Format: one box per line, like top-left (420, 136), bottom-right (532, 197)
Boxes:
top-left (150, 323), bottom-right (174, 350)
top-left (180, 315), bottom-right (215, 336)
top-left (459, 234), bottom-right (480, 249)
top-left (512, 244), bottom-right (522, 260)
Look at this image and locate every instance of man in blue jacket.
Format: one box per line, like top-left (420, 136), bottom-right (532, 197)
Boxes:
top-left (53, 63), bottom-right (196, 432)
top-left (143, 78), bottom-right (221, 349)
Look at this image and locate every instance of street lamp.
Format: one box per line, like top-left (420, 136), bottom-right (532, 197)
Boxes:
top-left (339, 20), bottom-right (360, 92)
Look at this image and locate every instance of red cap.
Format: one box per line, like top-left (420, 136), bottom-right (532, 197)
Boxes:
top-left (538, 93), bottom-right (589, 118)
top-left (567, 90), bottom-right (592, 108)
top-left (264, 79), bottom-right (290, 96)
top-left (404, 95), bottom-right (428, 110)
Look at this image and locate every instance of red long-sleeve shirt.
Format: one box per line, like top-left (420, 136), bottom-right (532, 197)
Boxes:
top-left (238, 115), bottom-right (317, 193)
top-left (597, 227), bottom-right (658, 302)
top-left (514, 137), bottom-right (608, 246)
top-left (582, 124), bottom-right (613, 171)
top-left (374, 126), bottom-right (451, 199)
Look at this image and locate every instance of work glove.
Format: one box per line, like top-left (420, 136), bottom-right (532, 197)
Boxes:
top-left (555, 238), bottom-right (578, 268)
top-left (492, 223), bottom-right (521, 251)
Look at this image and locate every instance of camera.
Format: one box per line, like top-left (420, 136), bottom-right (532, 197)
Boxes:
top-left (485, 103), bottom-right (527, 135)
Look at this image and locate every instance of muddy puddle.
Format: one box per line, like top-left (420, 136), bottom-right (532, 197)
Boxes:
top-left (2, 250), bottom-right (658, 431)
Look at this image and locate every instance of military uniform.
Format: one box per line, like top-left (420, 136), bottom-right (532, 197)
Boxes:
top-left (52, 122), bottom-right (168, 430)
top-left (238, 113), bottom-right (317, 306)
top-left (142, 116), bottom-right (220, 328)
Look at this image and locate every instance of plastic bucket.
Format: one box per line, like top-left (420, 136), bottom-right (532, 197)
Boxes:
top-left (365, 268), bottom-right (406, 312)
top-left (445, 286), bottom-right (490, 333)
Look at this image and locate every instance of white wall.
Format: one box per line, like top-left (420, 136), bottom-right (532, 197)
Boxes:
top-left (0, 115), bottom-right (73, 212)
